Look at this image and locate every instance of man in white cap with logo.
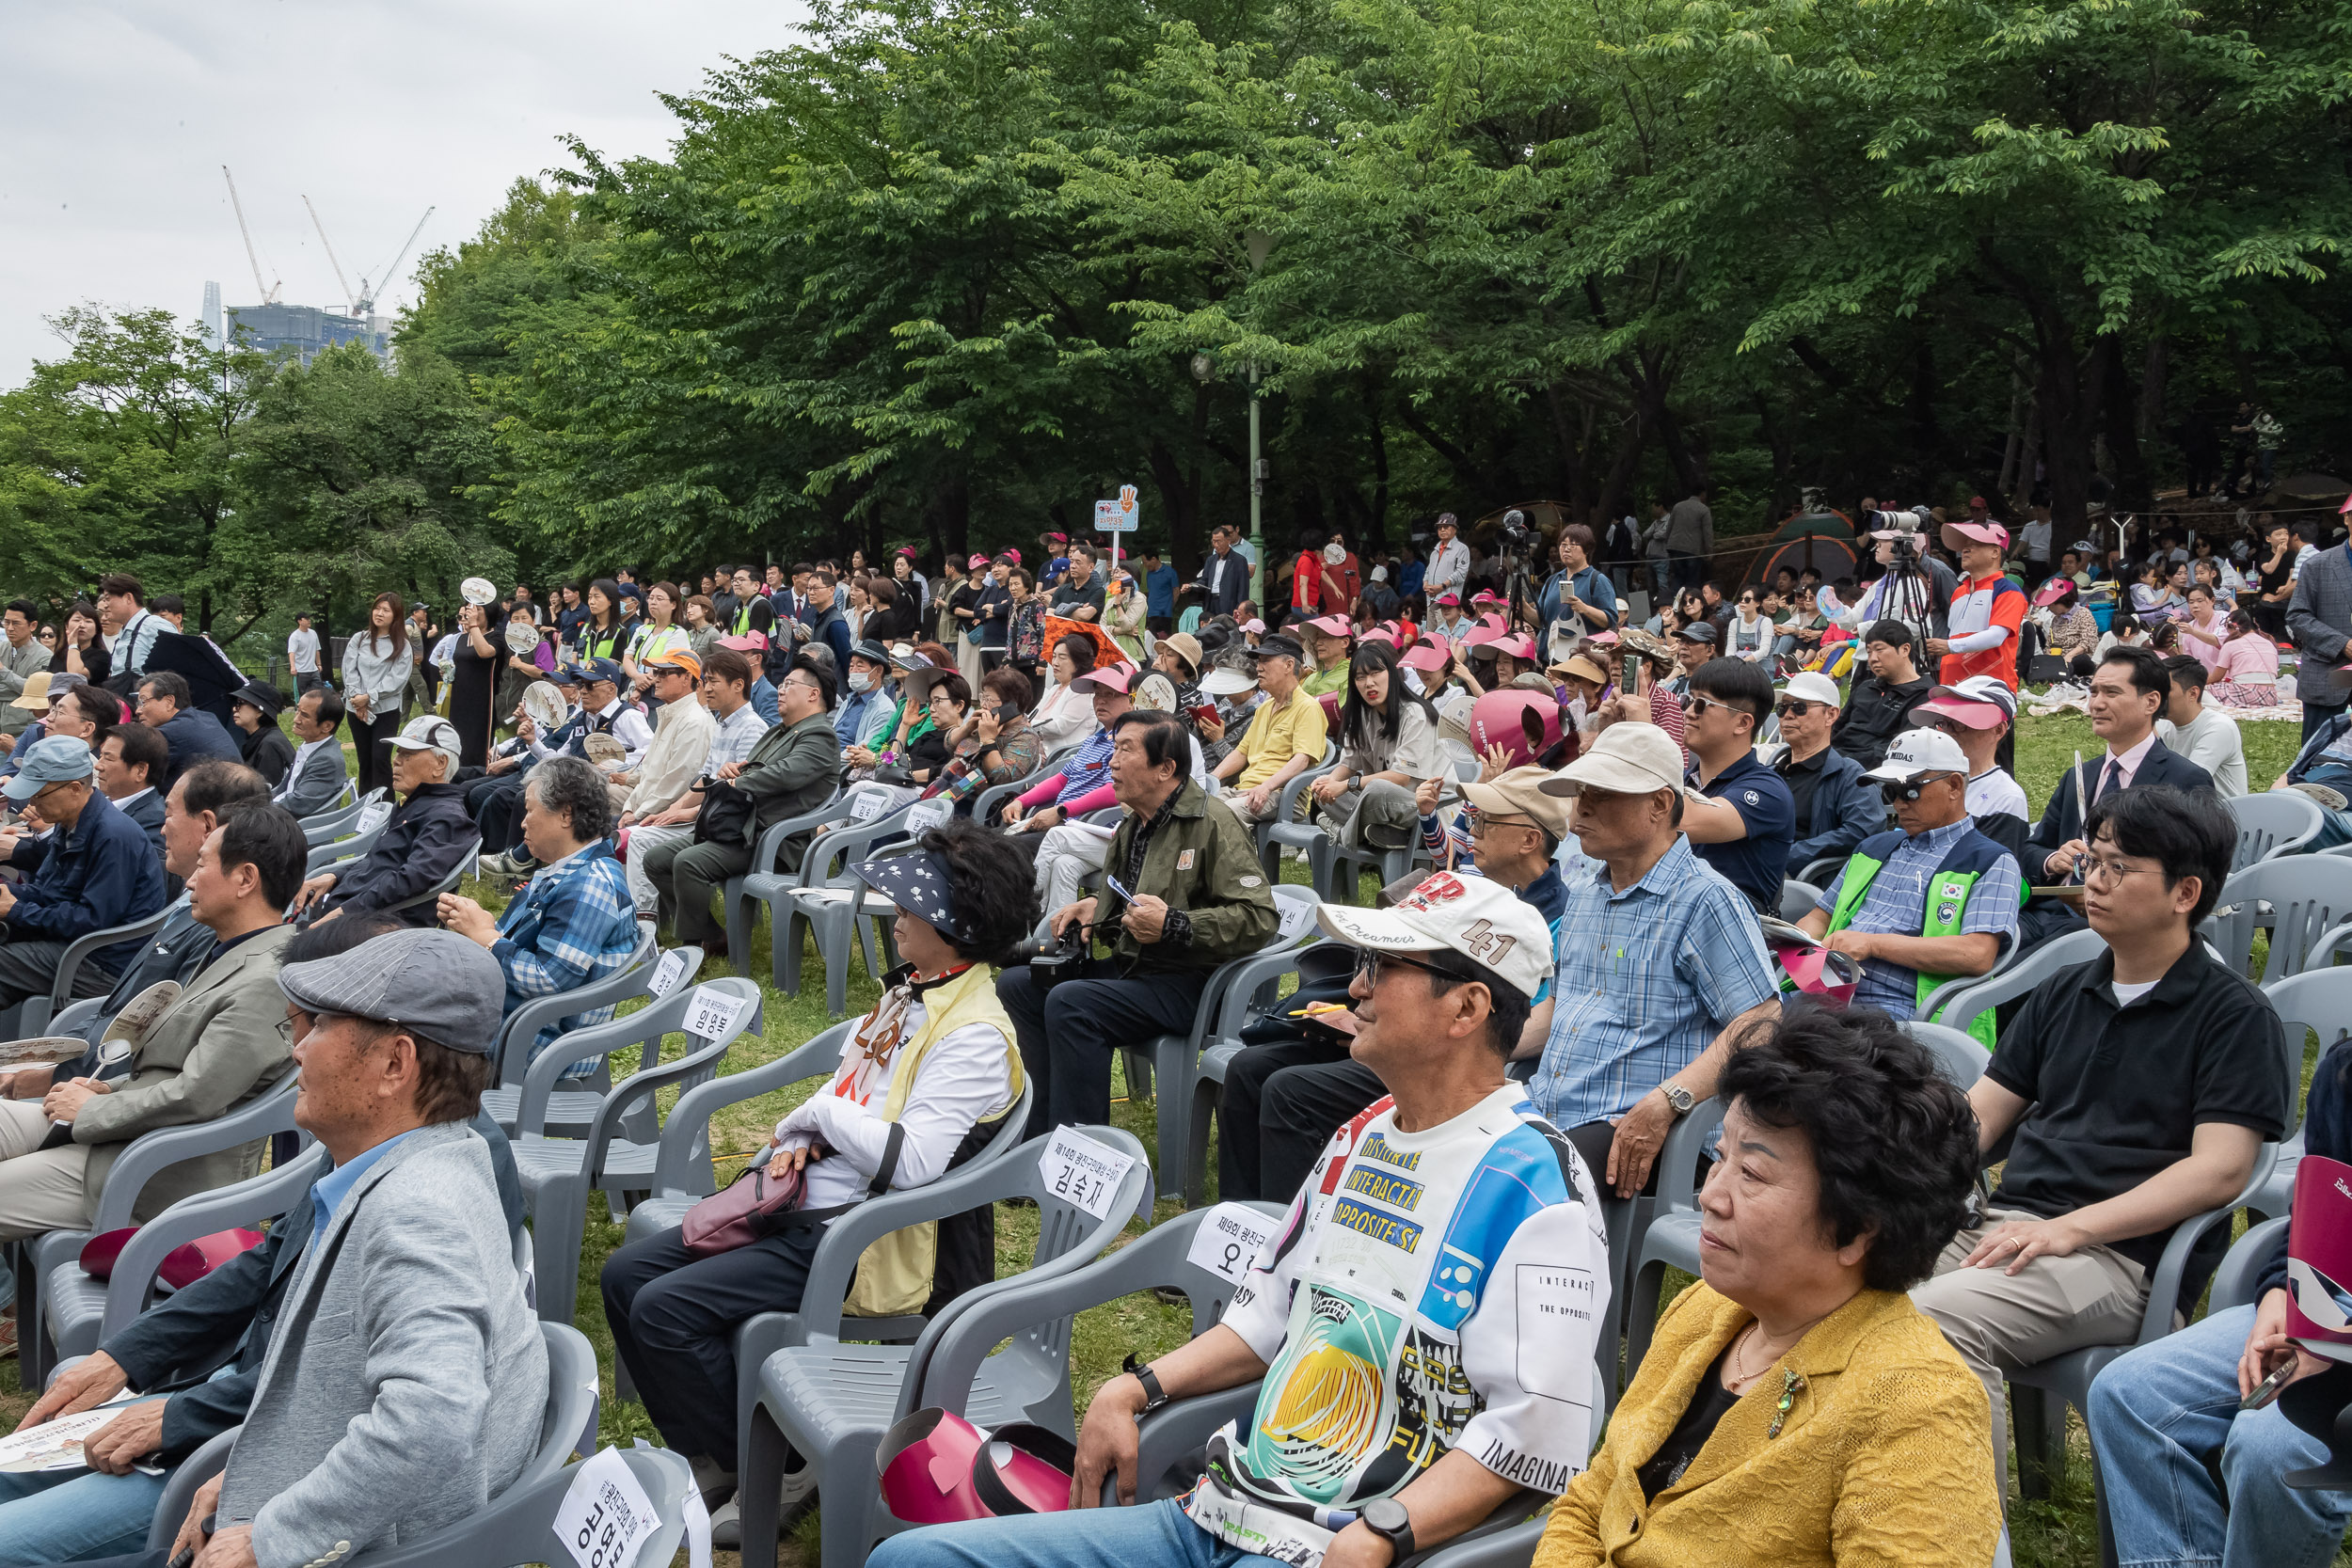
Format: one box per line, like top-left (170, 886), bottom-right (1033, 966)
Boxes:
top-left (1532, 724), bottom-right (1780, 1200)
top-left (1926, 515), bottom-right (2028, 690)
top-left (1772, 671), bottom-right (1882, 878)
top-left (291, 715), bottom-right (478, 928)
top-left (1911, 674), bottom-right (2030, 859)
top-left (1795, 727), bottom-right (2020, 1042)
top-left (874, 872), bottom-right (1607, 1568)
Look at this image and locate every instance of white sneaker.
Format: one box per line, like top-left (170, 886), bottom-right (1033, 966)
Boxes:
top-left (705, 1465), bottom-right (818, 1549)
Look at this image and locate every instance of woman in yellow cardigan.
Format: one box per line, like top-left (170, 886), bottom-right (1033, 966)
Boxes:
top-left (1537, 1006), bottom-right (2000, 1568)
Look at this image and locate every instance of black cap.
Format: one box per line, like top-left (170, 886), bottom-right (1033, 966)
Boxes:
top-left (1249, 635), bottom-right (1306, 663)
top-left (231, 680), bottom-right (286, 717)
top-left (1672, 621), bottom-right (1717, 645)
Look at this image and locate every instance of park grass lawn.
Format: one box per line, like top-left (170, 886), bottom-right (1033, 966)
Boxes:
top-left (1, 705), bottom-right (2321, 1567)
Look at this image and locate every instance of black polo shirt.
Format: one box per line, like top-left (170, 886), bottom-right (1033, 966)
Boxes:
top-left (1776, 746), bottom-right (1831, 842)
top-left (1687, 750), bottom-right (1794, 913)
top-left (1988, 943), bottom-right (2292, 1270)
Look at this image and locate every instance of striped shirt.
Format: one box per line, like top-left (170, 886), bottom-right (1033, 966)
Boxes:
top-left (701, 701), bottom-right (771, 774)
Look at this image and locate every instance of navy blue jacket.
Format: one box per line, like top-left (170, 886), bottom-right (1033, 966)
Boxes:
top-left (154, 708), bottom-right (244, 789)
top-left (103, 1116), bottom-right (527, 1460)
top-left (4, 790), bottom-right (167, 971)
top-left (1782, 745), bottom-right (1884, 871)
top-left (314, 780), bottom-right (477, 927)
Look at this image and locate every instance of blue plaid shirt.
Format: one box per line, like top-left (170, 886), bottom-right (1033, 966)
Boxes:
top-left (492, 847), bottom-right (642, 1075)
top-left (1053, 726), bottom-right (1117, 805)
top-left (1812, 818), bottom-right (2021, 1019)
top-left (1532, 836), bottom-right (1778, 1127)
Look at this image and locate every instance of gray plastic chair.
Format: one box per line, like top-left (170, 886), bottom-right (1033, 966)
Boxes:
top-left (737, 1126), bottom-right (1153, 1568)
top-left (476, 929), bottom-right (689, 1139)
top-left (8, 907), bottom-right (175, 1037)
top-left (2248, 968), bottom-right (2352, 1219)
top-left (144, 1354), bottom-right (660, 1568)
top-left (510, 975), bottom-right (763, 1324)
top-left (1183, 937), bottom-right (1354, 1206)
top-left (1931, 926), bottom-right (2107, 1039)
top-left (2203, 855), bottom-right (2352, 985)
top-left (1126, 884), bottom-right (1321, 1192)
top-left (1776, 879), bottom-right (1824, 923)
top-left (1253, 741), bottom-right (1343, 879)
top-left (378, 838), bottom-right (481, 921)
top-left (23, 1071), bottom-right (308, 1386)
top-left (2209, 1214), bottom-right (2289, 1315)
top-left (1798, 853), bottom-right (1850, 886)
top-left (1620, 1020), bottom-right (1989, 1388)
top-left (2228, 787), bottom-right (2325, 870)
top-left (1913, 925), bottom-right (2021, 1028)
top-left (719, 785), bottom-right (846, 968)
top-left (298, 785), bottom-right (385, 846)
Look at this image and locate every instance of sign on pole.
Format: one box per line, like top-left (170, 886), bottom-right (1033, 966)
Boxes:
top-left (1096, 483), bottom-right (1140, 577)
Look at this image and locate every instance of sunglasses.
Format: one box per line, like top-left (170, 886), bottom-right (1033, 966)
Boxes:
top-left (1774, 700), bottom-right (1821, 719)
top-left (1353, 949), bottom-right (1471, 988)
top-left (1879, 772), bottom-right (1960, 804)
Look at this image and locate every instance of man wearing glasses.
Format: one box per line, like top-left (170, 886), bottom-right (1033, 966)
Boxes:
top-left (1772, 672), bottom-right (1882, 878)
top-left (642, 657), bottom-right (842, 958)
top-left (1793, 727), bottom-right (2019, 1040)
top-left (0, 736), bottom-right (167, 1012)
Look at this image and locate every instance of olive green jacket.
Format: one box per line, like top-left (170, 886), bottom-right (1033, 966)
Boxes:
top-left (1095, 779), bottom-right (1279, 974)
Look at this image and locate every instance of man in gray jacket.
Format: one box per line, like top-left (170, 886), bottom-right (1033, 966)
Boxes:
top-left (161, 927), bottom-right (545, 1568)
top-left (2287, 528), bottom-right (2352, 744)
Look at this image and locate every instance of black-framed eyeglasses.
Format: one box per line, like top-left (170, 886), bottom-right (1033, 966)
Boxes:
top-left (1353, 949), bottom-right (1471, 988)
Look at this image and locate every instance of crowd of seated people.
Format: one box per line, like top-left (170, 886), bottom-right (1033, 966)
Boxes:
top-left (0, 520), bottom-right (2343, 1568)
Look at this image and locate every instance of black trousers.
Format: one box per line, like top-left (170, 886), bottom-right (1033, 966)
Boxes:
top-left (997, 959), bottom-right (1208, 1138)
top-left (601, 1222), bottom-right (823, 1464)
top-left (469, 771), bottom-right (530, 853)
top-left (1219, 1039), bottom-right (1365, 1203)
top-left (350, 710), bottom-right (401, 797)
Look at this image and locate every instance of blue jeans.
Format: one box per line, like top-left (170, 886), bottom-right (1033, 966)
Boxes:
top-left (871, 1498), bottom-right (1281, 1568)
top-left (0, 1463), bottom-right (168, 1566)
top-left (2090, 1304), bottom-right (2351, 1568)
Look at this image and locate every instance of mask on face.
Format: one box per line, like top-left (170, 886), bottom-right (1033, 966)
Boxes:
top-left (849, 672), bottom-right (875, 694)
top-left (1324, 543), bottom-right (1346, 564)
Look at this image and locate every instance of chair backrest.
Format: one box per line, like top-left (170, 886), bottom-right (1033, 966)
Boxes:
top-left (2253, 968), bottom-right (2352, 1142)
top-left (1934, 927), bottom-right (2107, 1037)
top-left (91, 1069), bottom-right (308, 1234)
top-left (1899, 1022), bottom-right (1992, 1089)
top-left (101, 1140), bottom-right (331, 1342)
top-left (2228, 788), bottom-right (2325, 871)
top-left (515, 974), bottom-right (762, 1143)
top-left (1777, 879), bottom-right (1824, 923)
top-left (2210, 855), bottom-right (2352, 983)
top-left (492, 927), bottom-right (673, 1086)
top-left (532, 1322), bottom-right (603, 1481)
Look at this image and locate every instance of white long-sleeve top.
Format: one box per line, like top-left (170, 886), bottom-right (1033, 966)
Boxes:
top-left (623, 695), bottom-right (717, 816)
top-left (342, 632), bottom-right (415, 710)
top-left (775, 1005), bottom-right (1016, 1211)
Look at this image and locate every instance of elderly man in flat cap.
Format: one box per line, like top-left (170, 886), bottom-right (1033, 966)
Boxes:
top-left (133, 927), bottom-right (545, 1568)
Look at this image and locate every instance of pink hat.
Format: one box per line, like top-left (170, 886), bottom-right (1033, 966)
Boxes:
top-left (1478, 612), bottom-right (1508, 632)
top-left (1304, 614), bottom-right (1354, 640)
top-left (2340, 495), bottom-right (2352, 515)
top-left (1071, 664), bottom-right (1139, 695)
top-left (718, 632), bottom-right (769, 652)
top-left (896, 545), bottom-right (919, 558)
top-left (2031, 578), bottom-right (2075, 608)
top-left (1359, 628), bottom-right (1398, 648)
top-left (1586, 629), bottom-right (1621, 648)
top-left (1470, 590), bottom-right (1502, 606)
top-left (1774, 943), bottom-right (1862, 1010)
top-left (1400, 642), bottom-right (1453, 673)
top-left (1243, 617), bottom-right (1266, 634)
top-left (1461, 624), bottom-right (1505, 648)
top-left (1432, 591), bottom-right (1462, 607)
top-left (967, 553), bottom-right (991, 570)
top-left (1474, 633), bottom-right (1539, 663)
top-left (1941, 519), bottom-right (2010, 552)
top-left (1005, 547), bottom-right (1023, 564)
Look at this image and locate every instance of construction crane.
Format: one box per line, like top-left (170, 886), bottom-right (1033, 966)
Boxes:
top-left (355, 206), bottom-right (434, 318)
top-left (302, 195), bottom-right (356, 315)
top-left (221, 166), bottom-right (280, 305)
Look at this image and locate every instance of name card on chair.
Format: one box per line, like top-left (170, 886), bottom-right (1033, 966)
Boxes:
top-left (1274, 896), bottom-right (1315, 947)
top-left (647, 950), bottom-right (689, 998)
top-left (904, 798), bottom-right (951, 835)
top-left (357, 803), bottom-right (390, 832)
top-left (1038, 1128), bottom-right (1136, 1221)
top-left (682, 984), bottom-right (750, 1045)
top-left (1184, 1202), bottom-right (1279, 1286)
top-left (553, 1448), bottom-right (660, 1568)
top-left (850, 790), bottom-right (893, 823)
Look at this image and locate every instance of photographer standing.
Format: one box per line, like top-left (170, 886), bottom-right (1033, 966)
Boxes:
top-left (999, 710), bottom-right (1278, 1136)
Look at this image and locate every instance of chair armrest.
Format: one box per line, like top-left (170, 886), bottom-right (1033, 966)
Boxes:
top-left (2212, 1215), bottom-right (2291, 1315)
top-left (1649, 1097), bottom-right (1728, 1219)
top-left (89, 1075), bottom-right (304, 1235)
top-left (972, 766), bottom-right (1051, 831)
top-left (379, 839), bottom-right (480, 917)
top-left (99, 1144), bottom-right (331, 1344)
top-left (1206, 946), bottom-right (1319, 1048)
top-left (1919, 938), bottom-right (2014, 1024)
top-left (493, 939), bottom-right (663, 1088)
top-left (648, 1022), bottom-right (853, 1197)
top-left (144, 1426), bottom-right (242, 1550)
top-left (2306, 919), bottom-right (2352, 973)
top-left (1271, 757), bottom-right (1338, 822)
top-left (1105, 1386), bottom-right (1260, 1506)
top-left (2137, 1149), bottom-right (2280, 1345)
top-left (752, 788), bottom-right (847, 879)
top-left (1406, 1505), bottom-right (1549, 1568)
top-left (576, 987), bottom-right (764, 1170)
top-left (50, 910), bottom-right (173, 1008)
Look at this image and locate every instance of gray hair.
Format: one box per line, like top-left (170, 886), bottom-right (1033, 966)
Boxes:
top-left (524, 755), bottom-right (616, 845)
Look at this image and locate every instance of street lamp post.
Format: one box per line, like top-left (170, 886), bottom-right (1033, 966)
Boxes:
top-left (1244, 229), bottom-right (1274, 609)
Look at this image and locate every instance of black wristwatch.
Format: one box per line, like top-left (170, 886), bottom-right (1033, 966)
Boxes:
top-left (1359, 1497), bottom-right (1415, 1562)
top-left (1122, 1354), bottom-right (1169, 1417)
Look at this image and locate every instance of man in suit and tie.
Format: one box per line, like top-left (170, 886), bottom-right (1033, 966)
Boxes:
top-left (1, 916), bottom-right (527, 1564)
top-left (0, 802), bottom-right (310, 1238)
top-left (2017, 644), bottom-right (2215, 950)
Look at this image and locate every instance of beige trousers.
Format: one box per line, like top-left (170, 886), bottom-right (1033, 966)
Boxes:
top-left (1910, 1205), bottom-right (2150, 1497)
top-left (0, 1096), bottom-right (93, 1240)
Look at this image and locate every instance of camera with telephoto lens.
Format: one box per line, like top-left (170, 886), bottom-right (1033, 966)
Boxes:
top-left (1497, 508), bottom-right (1537, 554)
top-left (1010, 922), bottom-right (1090, 990)
top-left (1870, 509), bottom-right (1924, 557)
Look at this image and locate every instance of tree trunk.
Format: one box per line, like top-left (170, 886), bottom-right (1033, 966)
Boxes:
top-left (2029, 311), bottom-right (2094, 531)
top-left (2099, 334), bottom-right (2153, 513)
top-left (1365, 388), bottom-right (1391, 550)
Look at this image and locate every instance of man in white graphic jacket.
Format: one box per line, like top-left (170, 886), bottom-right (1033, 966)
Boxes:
top-left (871, 872), bottom-right (1609, 1568)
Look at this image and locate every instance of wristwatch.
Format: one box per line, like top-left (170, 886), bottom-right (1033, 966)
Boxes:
top-left (1359, 1497), bottom-right (1416, 1562)
top-left (1656, 1081), bottom-right (1696, 1117)
top-left (1122, 1354), bottom-right (1169, 1417)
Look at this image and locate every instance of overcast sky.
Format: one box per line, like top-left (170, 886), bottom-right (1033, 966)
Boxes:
top-left (0, 0), bottom-right (796, 388)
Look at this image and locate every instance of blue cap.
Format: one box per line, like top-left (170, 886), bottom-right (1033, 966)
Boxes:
top-left (576, 657), bottom-right (625, 686)
top-left (2, 736), bottom-right (94, 803)
top-left (850, 849), bottom-right (966, 943)
top-left (546, 664), bottom-right (583, 686)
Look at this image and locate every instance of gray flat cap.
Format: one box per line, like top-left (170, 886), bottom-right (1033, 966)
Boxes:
top-left (278, 927), bottom-right (505, 1055)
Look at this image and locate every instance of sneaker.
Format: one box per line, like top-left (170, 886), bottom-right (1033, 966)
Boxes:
top-left (706, 1464), bottom-right (817, 1549)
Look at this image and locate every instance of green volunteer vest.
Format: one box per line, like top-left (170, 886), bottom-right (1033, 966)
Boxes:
top-left (1825, 850), bottom-right (1997, 1049)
